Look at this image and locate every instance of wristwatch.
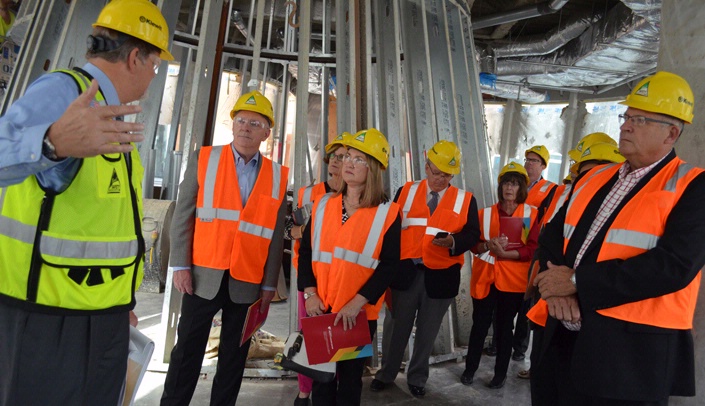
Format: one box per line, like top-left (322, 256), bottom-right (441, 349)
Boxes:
top-left (570, 273), bottom-right (577, 287)
top-left (42, 133), bottom-right (60, 161)
top-left (303, 291), bottom-right (317, 300)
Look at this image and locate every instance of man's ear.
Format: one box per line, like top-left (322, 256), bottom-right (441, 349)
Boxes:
top-left (666, 124), bottom-right (681, 145)
top-left (126, 48), bottom-right (140, 73)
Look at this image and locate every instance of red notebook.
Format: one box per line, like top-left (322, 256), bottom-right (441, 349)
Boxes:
top-left (240, 299), bottom-right (269, 346)
top-left (300, 311), bottom-right (373, 365)
top-left (500, 216), bottom-right (526, 249)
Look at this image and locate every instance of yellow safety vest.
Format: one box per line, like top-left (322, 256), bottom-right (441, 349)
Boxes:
top-left (0, 69), bottom-right (144, 313)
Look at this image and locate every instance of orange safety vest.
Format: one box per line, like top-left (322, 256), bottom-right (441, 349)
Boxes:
top-left (309, 194), bottom-right (399, 320)
top-left (470, 203), bottom-right (537, 299)
top-left (563, 159), bottom-right (703, 329)
top-left (527, 298), bottom-right (549, 327)
top-left (292, 182), bottom-right (328, 275)
top-left (526, 178), bottom-right (557, 208)
top-left (192, 145), bottom-right (288, 284)
top-left (397, 180), bottom-right (473, 269)
top-left (540, 183), bottom-right (570, 229)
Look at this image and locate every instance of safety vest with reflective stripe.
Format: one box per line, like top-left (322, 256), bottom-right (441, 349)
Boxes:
top-left (310, 194), bottom-right (399, 320)
top-left (292, 182), bottom-right (328, 275)
top-left (397, 180), bottom-right (472, 269)
top-left (470, 203), bottom-right (537, 299)
top-left (0, 69), bottom-right (144, 313)
top-left (563, 159), bottom-right (703, 329)
top-left (540, 183), bottom-right (570, 229)
top-left (526, 178), bottom-right (557, 209)
top-left (192, 145), bottom-right (288, 284)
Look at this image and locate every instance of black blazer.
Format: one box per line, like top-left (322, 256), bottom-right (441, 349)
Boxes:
top-left (390, 184), bottom-right (480, 299)
top-left (537, 150), bottom-right (705, 400)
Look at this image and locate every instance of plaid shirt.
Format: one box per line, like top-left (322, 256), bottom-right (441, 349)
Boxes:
top-left (564, 154), bottom-right (668, 331)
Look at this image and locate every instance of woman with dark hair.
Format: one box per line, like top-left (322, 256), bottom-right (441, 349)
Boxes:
top-left (460, 161), bottom-right (540, 389)
top-left (298, 128), bottom-right (401, 406)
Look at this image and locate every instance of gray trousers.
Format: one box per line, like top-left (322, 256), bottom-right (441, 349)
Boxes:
top-left (375, 268), bottom-right (453, 388)
top-left (0, 300), bottom-right (129, 406)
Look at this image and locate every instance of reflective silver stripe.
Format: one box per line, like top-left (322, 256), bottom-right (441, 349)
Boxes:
top-left (401, 181), bottom-right (422, 229)
top-left (425, 226), bottom-right (449, 236)
top-left (333, 202), bottom-right (391, 269)
top-left (195, 207), bottom-right (240, 221)
top-left (402, 217), bottom-right (427, 228)
top-left (664, 162), bottom-right (693, 192)
top-left (566, 163), bottom-right (616, 215)
top-left (271, 162), bottom-right (282, 199)
top-left (482, 208), bottom-right (492, 241)
top-left (0, 215), bottom-right (36, 244)
top-left (40, 235), bottom-right (138, 260)
top-left (238, 220), bottom-right (274, 240)
top-left (563, 223), bottom-right (575, 240)
top-left (539, 181), bottom-right (551, 193)
top-left (334, 246), bottom-right (380, 270)
top-left (302, 185), bottom-right (315, 206)
top-left (522, 204), bottom-right (532, 219)
top-left (478, 250), bottom-right (495, 264)
top-left (311, 194), bottom-right (333, 264)
top-left (453, 189), bottom-right (467, 214)
top-left (198, 146), bottom-right (223, 220)
top-left (605, 229), bottom-right (659, 250)
top-left (547, 186), bottom-right (571, 223)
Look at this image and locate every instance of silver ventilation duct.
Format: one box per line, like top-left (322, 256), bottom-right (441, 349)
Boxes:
top-left (473, 0), bottom-right (570, 30)
top-left (484, 0), bottom-right (661, 92)
top-left (480, 81), bottom-right (548, 104)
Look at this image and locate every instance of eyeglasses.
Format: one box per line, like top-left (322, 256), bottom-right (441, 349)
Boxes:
top-left (502, 180), bottom-right (520, 187)
top-left (143, 55), bottom-right (161, 75)
top-left (329, 153), bottom-right (346, 162)
top-left (524, 157), bottom-right (542, 165)
top-left (618, 113), bottom-right (676, 127)
top-left (426, 164), bottom-right (453, 180)
top-left (234, 117), bottom-right (269, 129)
top-left (342, 154), bottom-right (368, 167)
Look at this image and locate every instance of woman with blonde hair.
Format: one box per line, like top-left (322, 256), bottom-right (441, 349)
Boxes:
top-left (298, 128), bottom-right (401, 406)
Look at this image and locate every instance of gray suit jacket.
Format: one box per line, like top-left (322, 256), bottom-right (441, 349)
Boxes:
top-left (169, 147), bottom-right (286, 304)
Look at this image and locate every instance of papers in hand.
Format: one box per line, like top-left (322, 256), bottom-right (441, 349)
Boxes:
top-left (120, 326), bottom-right (155, 406)
top-left (240, 298), bottom-right (270, 346)
top-left (300, 311), bottom-right (373, 365)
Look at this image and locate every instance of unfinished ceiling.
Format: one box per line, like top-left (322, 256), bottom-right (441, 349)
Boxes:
top-left (173, 0), bottom-right (661, 103)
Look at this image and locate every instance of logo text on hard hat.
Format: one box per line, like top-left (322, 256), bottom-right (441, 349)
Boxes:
top-left (635, 82), bottom-right (649, 97)
top-left (140, 16), bottom-right (163, 31)
top-left (678, 96), bottom-right (694, 108)
top-left (245, 96), bottom-right (257, 105)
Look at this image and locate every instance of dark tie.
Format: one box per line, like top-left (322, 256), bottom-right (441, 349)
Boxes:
top-left (428, 191), bottom-right (439, 215)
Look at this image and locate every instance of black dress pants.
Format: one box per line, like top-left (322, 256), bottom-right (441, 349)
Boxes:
top-left (465, 284), bottom-right (523, 381)
top-left (161, 272), bottom-right (253, 406)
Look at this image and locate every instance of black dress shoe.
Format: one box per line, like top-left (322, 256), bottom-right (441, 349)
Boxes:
top-left (408, 384), bottom-right (426, 397)
top-left (293, 396), bottom-right (311, 406)
top-left (483, 346), bottom-right (497, 357)
top-left (512, 351), bottom-right (525, 361)
top-left (370, 378), bottom-right (388, 392)
top-left (460, 370), bottom-right (474, 385)
top-left (486, 377), bottom-right (507, 389)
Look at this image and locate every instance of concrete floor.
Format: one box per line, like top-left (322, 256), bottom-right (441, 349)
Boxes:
top-left (131, 290), bottom-right (532, 406)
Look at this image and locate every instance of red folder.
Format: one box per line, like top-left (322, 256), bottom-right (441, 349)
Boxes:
top-left (300, 311), bottom-right (373, 365)
top-left (500, 216), bottom-right (526, 249)
top-left (240, 299), bottom-right (269, 346)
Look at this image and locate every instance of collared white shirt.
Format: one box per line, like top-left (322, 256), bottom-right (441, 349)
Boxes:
top-left (231, 145), bottom-right (260, 207)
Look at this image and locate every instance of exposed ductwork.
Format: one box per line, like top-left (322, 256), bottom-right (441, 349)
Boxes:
top-left (479, 0), bottom-right (661, 98)
top-left (472, 0), bottom-right (570, 30)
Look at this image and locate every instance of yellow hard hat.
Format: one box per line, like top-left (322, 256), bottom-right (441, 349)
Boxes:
top-left (525, 145), bottom-right (550, 166)
top-left (579, 142), bottom-right (625, 165)
top-left (427, 140), bottom-right (461, 175)
top-left (498, 161), bottom-right (529, 185)
top-left (93, 0), bottom-right (174, 61)
top-left (347, 128), bottom-right (390, 169)
top-left (230, 90), bottom-right (275, 127)
top-left (570, 161), bottom-right (580, 176)
top-left (619, 71), bottom-right (694, 123)
top-left (563, 174), bottom-right (572, 185)
top-left (325, 132), bottom-right (353, 155)
top-left (569, 132), bottom-right (617, 162)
